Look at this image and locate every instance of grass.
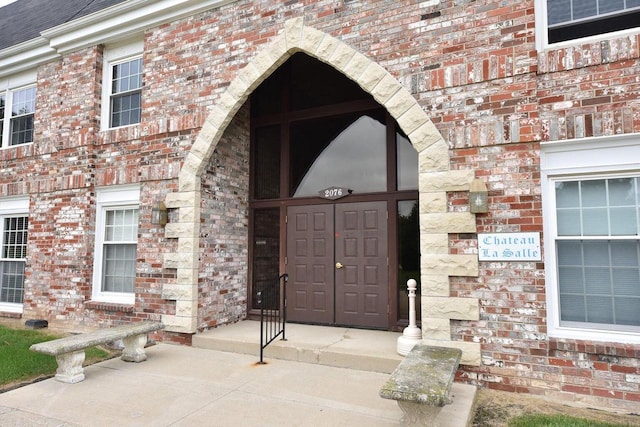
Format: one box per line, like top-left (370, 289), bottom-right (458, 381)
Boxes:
top-left (509, 414), bottom-right (631, 427)
top-left (0, 325), bottom-right (113, 389)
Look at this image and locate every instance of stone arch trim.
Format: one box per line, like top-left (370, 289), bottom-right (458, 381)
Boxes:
top-left (162, 17), bottom-right (481, 365)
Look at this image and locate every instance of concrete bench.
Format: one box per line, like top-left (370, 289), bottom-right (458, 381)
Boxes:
top-left (379, 344), bottom-right (462, 427)
top-left (30, 321), bottom-right (165, 384)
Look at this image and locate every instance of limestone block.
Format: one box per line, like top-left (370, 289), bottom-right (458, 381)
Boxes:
top-left (284, 17), bottom-right (304, 51)
top-left (409, 120), bottom-right (443, 153)
top-left (205, 104), bottom-right (232, 131)
top-left (342, 51), bottom-right (371, 82)
top-left (176, 267), bottom-right (199, 283)
top-left (301, 25), bottom-right (325, 54)
top-left (165, 190), bottom-right (200, 209)
top-left (420, 317), bottom-right (451, 340)
top-left (420, 339), bottom-right (481, 366)
top-left (266, 33), bottom-right (289, 66)
top-left (177, 236), bottom-right (198, 254)
top-left (178, 169), bottom-right (199, 192)
top-left (420, 274), bottom-right (450, 296)
top-left (420, 212), bottom-right (476, 233)
top-left (250, 49), bottom-right (280, 81)
top-left (421, 253), bottom-right (479, 277)
top-left (180, 153), bottom-right (202, 178)
top-left (418, 139), bottom-right (450, 172)
top-left (394, 101), bottom-right (427, 135)
top-left (178, 206), bottom-right (197, 223)
top-left (419, 170), bottom-right (475, 192)
top-left (226, 77), bottom-right (252, 104)
top-left (165, 221), bottom-right (199, 239)
top-left (421, 296), bottom-right (479, 321)
top-left (217, 90), bottom-right (243, 120)
top-left (314, 33), bottom-right (341, 64)
top-left (162, 314), bottom-right (197, 334)
top-left (163, 250), bottom-right (198, 269)
top-left (356, 61), bottom-right (388, 93)
top-left (419, 192), bottom-right (447, 213)
top-left (196, 119), bottom-right (222, 148)
top-left (162, 283), bottom-right (196, 300)
top-left (419, 233), bottom-right (449, 255)
top-left (175, 299), bottom-right (198, 317)
top-left (329, 41), bottom-right (356, 71)
top-left (371, 73), bottom-right (402, 105)
top-left (237, 62), bottom-right (263, 92)
top-left (190, 136), bottom-right (217, 165)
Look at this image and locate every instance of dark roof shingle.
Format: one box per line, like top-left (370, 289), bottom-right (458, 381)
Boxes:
top-left (0, 0), bottom-right (128, 51)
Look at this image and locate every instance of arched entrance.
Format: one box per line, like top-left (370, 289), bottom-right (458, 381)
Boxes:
top-left (248, 54), bottom-right (420, 330)
top-left (164, 17), bottom-right (481, 366)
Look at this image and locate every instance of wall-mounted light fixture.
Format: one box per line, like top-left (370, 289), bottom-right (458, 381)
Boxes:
top-left (469, 178), bottom-right (489, 213)
top-left (151, 201), bottom-right (168, 226)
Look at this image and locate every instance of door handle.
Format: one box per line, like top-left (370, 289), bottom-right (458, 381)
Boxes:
top-left (335, 262), bottom-right (344, 269)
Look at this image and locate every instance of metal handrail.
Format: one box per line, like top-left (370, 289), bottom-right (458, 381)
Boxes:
top-left (258, 273), bottom-right (287, 364)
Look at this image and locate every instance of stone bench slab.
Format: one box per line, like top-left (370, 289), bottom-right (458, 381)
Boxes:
top-left (30, 322), bottom-right (165, 383)
top-left (379, 344), bottom-right (462, 406)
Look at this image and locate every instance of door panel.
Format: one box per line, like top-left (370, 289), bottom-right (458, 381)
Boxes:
top-left (286, 205), bottom-right (334, 324)
top-left (286, 202), bottom-right (388, 329)
top-left (335, 202), bottom-right (388, 328)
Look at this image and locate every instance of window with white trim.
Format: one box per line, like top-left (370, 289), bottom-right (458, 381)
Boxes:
top-left (93, 185), bottom-right (139, 304)
top-left (0, 197), bottom-right (29, 313)
top-left (537, 0), bottom-right (640, 47)
top-left (541, 135), bottom-right (640, 343)
top-left (101, 38), bottom-right (143, 130)
top-left (0, 84), bottom-right (36, 147)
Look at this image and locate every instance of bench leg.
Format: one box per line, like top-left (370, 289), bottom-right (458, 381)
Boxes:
top-left (55, 350), bottom-right (86, 384)
top-left (121, 333), bottom-right (148, 362)
top-left (397, 401), bottom-right (443, 427)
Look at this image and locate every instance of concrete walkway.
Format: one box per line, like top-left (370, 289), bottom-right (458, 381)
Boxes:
top-left (0, 322), bottom-right (477, 426)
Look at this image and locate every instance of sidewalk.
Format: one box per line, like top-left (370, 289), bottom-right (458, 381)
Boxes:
top-left (0, 342), bottom-right (475, 426)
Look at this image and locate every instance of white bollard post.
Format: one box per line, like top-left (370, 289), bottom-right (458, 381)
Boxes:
top-left (397, 279), bottom-right (422, 355)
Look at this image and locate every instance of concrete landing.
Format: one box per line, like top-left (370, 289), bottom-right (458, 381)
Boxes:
top-left (193, 320), bottom-right (477, 426)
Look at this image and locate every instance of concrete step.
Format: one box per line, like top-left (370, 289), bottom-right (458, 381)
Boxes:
top-left (192, 320), bottom-right (478, 427)
top-left (192, 320), bottom-right (405, 374)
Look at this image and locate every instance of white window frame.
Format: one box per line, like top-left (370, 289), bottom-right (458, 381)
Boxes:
top-left (541, 133), bottom-right (640, 343)
top-left (92, 185), bottom-right (140, 305)
top-left (101, 38), bottom-right (143, 131)
top-left (0, 71), bottom-right (37, 149)
top-left (535, 0), bottom-right (640, 50)
top-left (0, 196), bottom-right (29, 313)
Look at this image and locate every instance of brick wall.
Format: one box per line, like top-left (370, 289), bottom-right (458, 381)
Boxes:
top-left (0, 0), bottom-right (638, 409)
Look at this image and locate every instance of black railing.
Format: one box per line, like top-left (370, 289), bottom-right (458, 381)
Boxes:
top-left (257, 273), bottom-right (287, 364)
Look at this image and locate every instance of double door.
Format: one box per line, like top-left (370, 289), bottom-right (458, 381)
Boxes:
top-left (286, 201), bottom-right (388, 328)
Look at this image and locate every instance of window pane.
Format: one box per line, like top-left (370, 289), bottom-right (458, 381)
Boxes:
top-left (573, 0), bottom-right (597, 20)
top-left (251, 208), bottom-right (280, 309)
top-left (105, 209), bottom-right (138, 242)
top-left (556, 181), bottom-right (579, 208)
top-left (102, 244), bottom-right (136, 293)
top-left (600, 0), bottom-right (625, 14)
top-left (581, 180), bottom-right (606, 207)
top-left (557, 239), bottom-right (640, 327)
top-left (610, 207), bottom-right (637, 235)
top-left (615, 297), bottom-right (640, 326)
top-left (0, 94), bottom-right (5, 138)
top-left (110, 58), bottom-right (142, 127)
top-left (557, 209), bottom-right (581, 235)
top-left (608, 178), bottom-right (635, 205)
top-left (110, 92), bottom-right (141, 127)
top-left (398, 201), bottom-right (420, 321)
top-left (547, 0), bottom-right (572, 25)
top-left (11, 87), bottom-right (35, 116)
top-left (397, 133), bottom-right (418, 191)
top-left (10, 115), bottom-right (34, 145)
top-left (253, 126), bottom-right (281, 200)
top-left (2, 217), bottom-right (28, 259)
top-left (291, 112), bottom-right (387, 197)
top-left (586, 295), bottom-right (614, 323)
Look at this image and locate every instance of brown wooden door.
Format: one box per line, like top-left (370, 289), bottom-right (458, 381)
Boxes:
top-left (335, 201), bottom-right (388, 328)
top-left (286, 202), bottom-right (388, 328)
top-left (286, 205), bottom-right (334, 324)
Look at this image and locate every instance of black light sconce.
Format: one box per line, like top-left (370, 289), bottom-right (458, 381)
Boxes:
top-left (469, 178), bottom-right (489, 213)
top-left (151, 201), bottom-right (168, 226)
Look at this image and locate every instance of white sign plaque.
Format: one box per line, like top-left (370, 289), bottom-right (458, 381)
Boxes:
top-left (478, 232), bottom-right (541, 261)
